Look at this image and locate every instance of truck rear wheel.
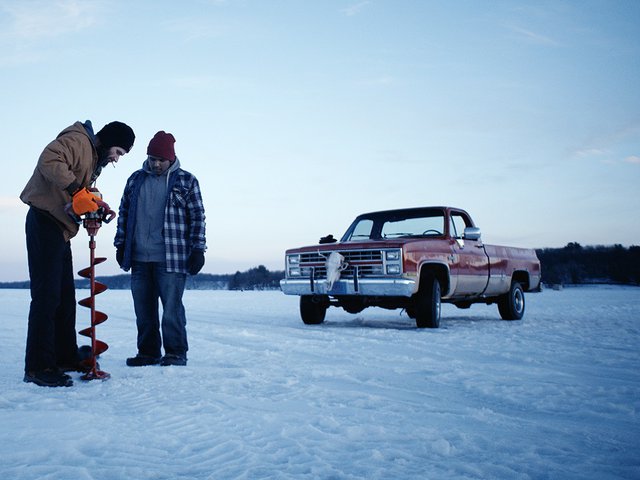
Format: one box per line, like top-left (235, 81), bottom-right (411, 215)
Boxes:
top-left (414, 272), bottom-right (441, 328)
top-left (300, 295), bottom-right (328, 325)
top-left (498, 281), bottom-right (525, 320)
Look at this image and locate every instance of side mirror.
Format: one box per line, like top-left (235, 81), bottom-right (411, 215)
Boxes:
top-left (463, 227), bottom-right (481, 241)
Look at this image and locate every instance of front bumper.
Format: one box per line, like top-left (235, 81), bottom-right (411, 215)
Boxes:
top-left (280, 277), bottom-right (417, 297)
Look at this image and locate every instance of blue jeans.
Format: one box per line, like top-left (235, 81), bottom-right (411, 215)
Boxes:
top-left (131, 262), bottom-right (188, 359)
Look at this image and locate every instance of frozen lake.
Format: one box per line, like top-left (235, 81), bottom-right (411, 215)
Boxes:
top-left (1, 285), bottom-right (638, 479)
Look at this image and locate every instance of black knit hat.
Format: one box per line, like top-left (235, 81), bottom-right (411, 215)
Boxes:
top-left (96, 121), bottom-right (135, 152)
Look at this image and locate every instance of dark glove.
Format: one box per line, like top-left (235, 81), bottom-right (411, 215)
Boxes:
top-left (64, 202), bottom-right (82, 224)
top-left (187, 249), bottom-right (205, 275)
top-left (116, 247), bottom-right (124, 268)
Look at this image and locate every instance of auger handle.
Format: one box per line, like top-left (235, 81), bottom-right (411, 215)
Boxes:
top-left (101, 207), bottom-right (116, 224)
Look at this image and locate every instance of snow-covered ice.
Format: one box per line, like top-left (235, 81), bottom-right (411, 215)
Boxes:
top-left (1, 285), bottom-right (638, 479)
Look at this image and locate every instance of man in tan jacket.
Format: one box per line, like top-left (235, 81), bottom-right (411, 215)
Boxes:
top-left (20, 120), bottom-right (135, 387)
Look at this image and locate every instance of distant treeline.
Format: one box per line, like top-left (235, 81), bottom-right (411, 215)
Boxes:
top-left (0, 265), bottom-right (286, 291)
top-left (81, 264), bottom-right (285, 290)
top-left (536, 243), bottom-right (640, 286)
top-left (2, 243), bottom-right (638, 290)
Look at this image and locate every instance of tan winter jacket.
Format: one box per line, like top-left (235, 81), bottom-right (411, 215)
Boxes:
top-left (20, 122), bottom-right (99, 242)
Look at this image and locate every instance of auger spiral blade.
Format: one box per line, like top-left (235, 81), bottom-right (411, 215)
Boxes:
top-left (77, 224), bottom-right (111, 381)
top-left (78, 257), bottom-right (106, 278)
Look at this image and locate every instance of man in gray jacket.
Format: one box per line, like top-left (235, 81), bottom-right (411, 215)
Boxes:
top-left (114, 131), bottom-right (206, 367)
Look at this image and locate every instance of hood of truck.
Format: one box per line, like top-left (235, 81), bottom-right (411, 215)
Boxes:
top-left (284, 238), bottom-right (437, 255)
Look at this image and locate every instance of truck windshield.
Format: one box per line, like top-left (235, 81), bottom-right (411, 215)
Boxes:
top-left (342, 209), bottom-right (445, 241)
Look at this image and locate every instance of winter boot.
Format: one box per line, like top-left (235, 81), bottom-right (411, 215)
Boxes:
top-left (160, 354), bottom-right (187, 366)
top-left (24, 368), bottom-right (73, 387)
top-left (126, 355), bottom-right (161, 367)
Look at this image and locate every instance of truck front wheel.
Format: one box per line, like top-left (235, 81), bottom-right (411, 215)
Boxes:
top-left (414, 272), bottom-right (441, 328)
top-left (498, 281), bottom-right (525, 320)
top-left (300, 295), bottom-right (328, 325)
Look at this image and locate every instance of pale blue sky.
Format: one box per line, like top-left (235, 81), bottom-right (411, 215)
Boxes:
top-left (1, 0), bottom-right (639, 281)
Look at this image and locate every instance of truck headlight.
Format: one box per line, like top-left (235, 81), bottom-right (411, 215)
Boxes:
top-left (385, 250), bottom-right (400, 261)
top-left (387, 265), bottom-right (401, 275)
top-left (289, 267), bottom-right (301, 277)
top-left (288, 254), bottom-right (300, 265)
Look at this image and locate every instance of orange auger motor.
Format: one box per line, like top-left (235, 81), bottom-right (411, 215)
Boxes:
top-left (77, 193), bottom-right (116, 381)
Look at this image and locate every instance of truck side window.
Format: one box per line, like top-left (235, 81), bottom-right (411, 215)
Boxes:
top-left (450, 217), bottom-right (460, 238)
top-left (451, 213), bottom-right (470, 239)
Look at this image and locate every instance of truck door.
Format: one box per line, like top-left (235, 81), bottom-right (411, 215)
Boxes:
top-left (449, 211), bottom-right (489, 296)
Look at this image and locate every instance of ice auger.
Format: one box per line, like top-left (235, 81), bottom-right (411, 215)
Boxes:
top-left (77, 192), bottom-right (116, 381)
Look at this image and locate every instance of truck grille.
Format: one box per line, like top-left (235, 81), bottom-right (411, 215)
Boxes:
top-left (300, 250), bottom-right (383, 263)
top-left (297, 249), bottom-right (387, 279)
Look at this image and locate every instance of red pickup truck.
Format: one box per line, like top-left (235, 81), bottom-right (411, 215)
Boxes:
top-left (280, 206), bottom-right (541, 328)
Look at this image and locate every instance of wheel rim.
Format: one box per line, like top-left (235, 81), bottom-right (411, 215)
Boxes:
top-left (435, 282), bottom-right (441, 320)
top-left (513, 288), bottom-right (524, 314)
